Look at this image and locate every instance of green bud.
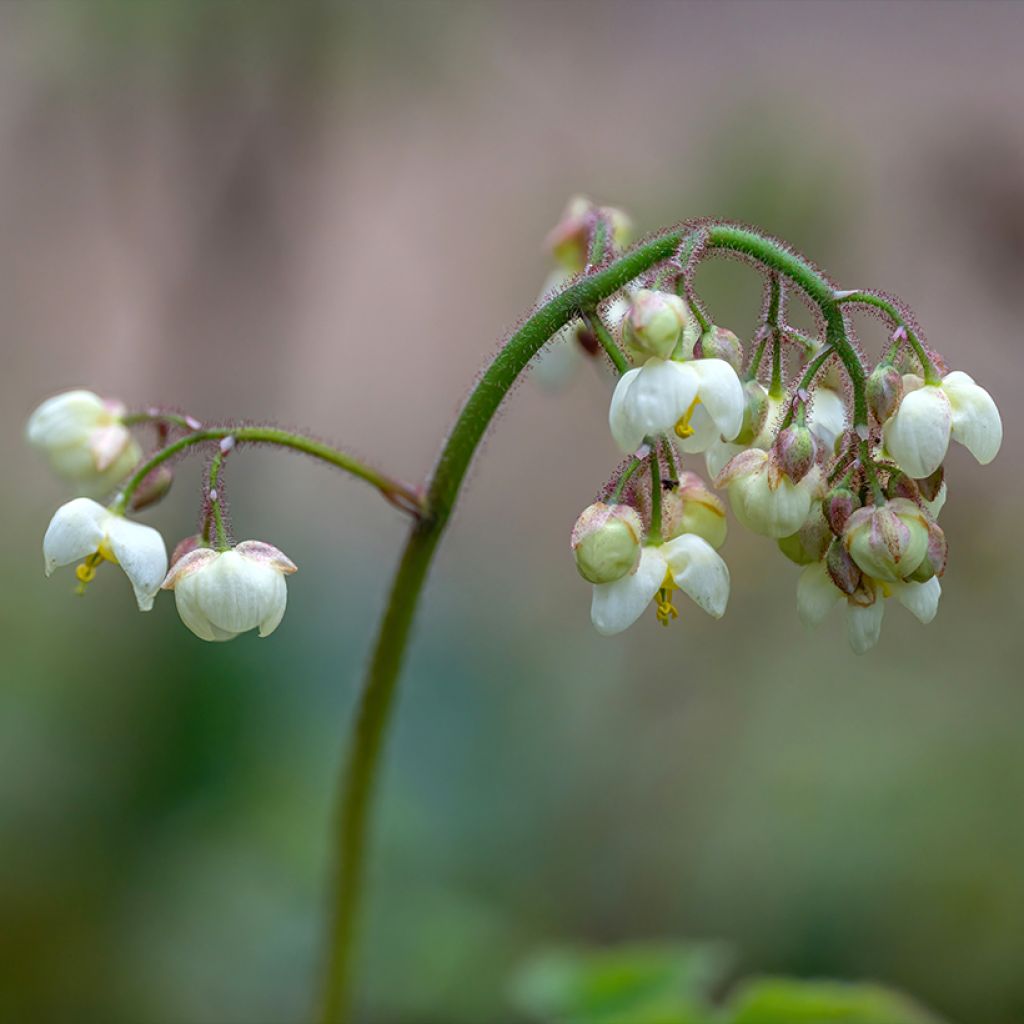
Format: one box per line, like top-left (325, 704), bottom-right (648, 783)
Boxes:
top-left (621, 289), bottom-right (692, 360)
top-left (571, 502), bottom-right (643, 584)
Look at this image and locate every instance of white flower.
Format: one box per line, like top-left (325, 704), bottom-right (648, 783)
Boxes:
top-left (796, 560), bottom-right (941, 654)
top-left (27, 390), bottom-right (142, 495)
top-left (162, 541), bottom-right (297, 642)
top-left (807, 385), bottom-right (847, 454)
top-left (716, 448), bottom-right (823, 539)
top-left (883, 371), bottom-right (1002, 478)
top-left (43, 497), bottom-right (167, 610)
top-left (704, 390), bottom-right (783, 480)
top-left (609, 357), bottom-right (744, 454)
top-left (590, 534), bottom-right (729, 635)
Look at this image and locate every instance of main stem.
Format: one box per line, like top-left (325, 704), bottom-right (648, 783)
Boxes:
top-left (316, 222), bottom-right (873, 1022)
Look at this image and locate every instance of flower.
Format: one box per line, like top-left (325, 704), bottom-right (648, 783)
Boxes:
top-left (659, 471), bottom-right (728, 550)
top-left (716, 447), bottom-right (823, 538)
top-left (545, 194), bottom-right (632, 273)
top-left (27, 390), bottom-right (142, 495)
top-left (43, 497), bottom-right (167, 610)
top-left (609, 357), bottom-right (744, 455)
top-left (590, 534), bottom-right (729, 635)
top-left (161, 541), bottom-right (297, 642)
top-left (807, 385), bottom-right (847, 454)
top-left (621, 289), bottom-right (694, 360)
top-left (703, 385), bottom-right (781, 480)
top-left (842, 498), bottom-right (934, 583)
top-left (883, 371), bottom-right (1002, 478)
top-left (797, 560), bottom-right (941, 654)
top-left (571, 502), bottom-right (643, 584)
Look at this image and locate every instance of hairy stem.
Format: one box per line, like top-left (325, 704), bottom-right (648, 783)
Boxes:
top-left (581, 308), bottom-right (630, 375)
top-left (836, 290), bottom-right (938, 383)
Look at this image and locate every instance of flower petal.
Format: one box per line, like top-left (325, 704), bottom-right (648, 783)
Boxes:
top-left (174, 574), bottom-right (236, 642)
top-left (808, 386), bottom-right (847, 454)
top-left (942, 371), bottom-right (1002, 466)
top-left (192, 551), bottom-right (280, 634)
top-left (104, 515), bottom-right (168, 611)
top-left (846, 598), bottom-right (885, 655)
top-left (661, 534), bottom-right (730, 618)
top-left (796, 561), bottom-right (842, 628)
top-left (705, 440), bottom-right (744, 481)
top-left (234, 540), bottom-right (298, 574)
top-left (891, 577), bottom-right (941, 623)
top-left (161, 547), bottom-right (218, 589)
top-left (691, 358), bottom-right (744, 441)
top-left (257, 573), bottom-right (289, 637)
top-left (674, 404), bottom-right (721, 453)
top-left (882, 384), bottom-right (952, 479)
top-left (42, 498), bottom-right (107, 574)
top-left (590, 546), bottom-right (666, 635)
top-left (26, 390), bottom-right (105, 449)
top-left (609, 359), bottom-right (698, 454)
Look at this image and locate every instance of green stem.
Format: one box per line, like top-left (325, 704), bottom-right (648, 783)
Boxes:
top-left (767, 275), bottom-right (784, 399)
top-left (112, 427), bottom-right (424, 517)
top-left (316, 220), bottom-right (879, 1022)
top-left (780, 346), bottom-right (836, 430)
top-left (580, 309), bottom-right (630, 375)
top-left (122, 409), bottom-right (201, 431)
top-left (835, 290), bottom-right (938, 383)
top-left (648, 449), bottom-right (663, 543)
top-left (661, 437), bottom-right (679, 483)
top-left (609, 455), bottom-right (644, 503)
top-left (208, 452), bottom-right (230, 550)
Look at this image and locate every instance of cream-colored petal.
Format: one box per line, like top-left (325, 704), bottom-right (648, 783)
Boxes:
top-left (661, 534), bottom-right (730, 618)
top-left (590, 546), bottom-right (666, 635)
top-left (174, 574), bottom-right (237, 642)
top-left (847, 599), bottom-right (885, 655)
top-left (691, 358), bottom-right (744, 441)
top-left (104, 515), bottom-right (168, 612)
top-left (161, 547), bottom-right (218, 589)
top-left (675, 404), bottom-right (721, 453)
top-left (609, 359), bottom-right (699, 454)
top-left (942, 371), bottom-right (1002, 466)
top-left (257, 573), bottom-right (289, 637)
top-left (189, 551), bottom-right (280, 635)
top-left (808, 386), bottom-right (847, 454)
top-left (891, 577), bottom-right (941, 624)
top-left (882, 385), bottom-right (952, 479)
top-left (608, 367), bottom-right (645, 453)
top-left (42, 498), bottom-right (107, 574)
top-left (26, 390), bottom-right (105, 449)
top-left (797, 561), bottom-right (842, 628)
top-left (704, 441), bottom-right (744, 481)
top-left (728, 464), bottom-right (813, 538)
top-left (89, 424), bottom-right (132, 472)
top-left (234, 540), bottom-right (298, 574)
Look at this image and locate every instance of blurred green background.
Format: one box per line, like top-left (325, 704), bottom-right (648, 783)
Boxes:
top-left (3, 2), bottom-right (1023, 1022)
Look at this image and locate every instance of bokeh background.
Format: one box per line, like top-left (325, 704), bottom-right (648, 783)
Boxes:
top-left (3, 2), bottom-right (1023, 1022)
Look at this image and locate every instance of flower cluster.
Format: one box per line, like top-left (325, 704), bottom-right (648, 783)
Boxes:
top-left (564, 219), bottom-right (1002, 653)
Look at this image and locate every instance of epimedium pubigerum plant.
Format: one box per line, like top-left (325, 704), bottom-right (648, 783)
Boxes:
top-left (27, 197), bottom-right (1002, 1022)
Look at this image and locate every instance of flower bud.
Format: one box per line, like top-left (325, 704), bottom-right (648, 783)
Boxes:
top-left (842, 498), bottom-right (930, 583)
top-left (129, 465), bottom-right (173, 511)
top-left (885, 469), bottom-right (920, 504)
top-left (822, 485), bottom-right (860, 536)
top-left (733, 380), bottom-right (770, 446)
top-left (778, 504), bottom-right (831, 565)
top-left (621, 289), bottom-right (692, 360)
top-left (906, 518), bottom-right (948, 583)
top-left (716, 448), bottom-right (820, 539)
top-left (545, 195), bottom-right (632, 273)
top-left (660, 472), bottom-right (727, 550)
top-left (774, 422), bottom-right (817, 484)
top-left (867, 362), bottom-right (904, 423)
top-left (571, 502), bottom-right (643, 584)
top-left (826, 537), bottom-right (862, 595)
top-left (697, 326), bottom-right (744, 373)
top-left (916, 464), bottom-right (945, 502)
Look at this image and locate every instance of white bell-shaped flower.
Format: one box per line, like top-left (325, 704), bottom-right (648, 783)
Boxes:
top-left (807, 386), bottom-right (847, 454)
top-left (162, 541), bottom-right (297, 642)
top-left (796, 560), bottom-right (941, 654)
top-left (27, 390), bottom-right (142, 495)
top-left (704, 389), bottom-right (784, 480)
top-left (590, 534), bottom-right (729, 636)
top-left (609, 357), bottom-right (744, 455)
top-left (43, 497), bottom-right (167, 610)
top-left (883, 371), bottom-right (1001, 479)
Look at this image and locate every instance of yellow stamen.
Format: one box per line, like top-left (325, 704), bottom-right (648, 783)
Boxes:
top-left (74, 551), bottom-right (104, 594)
top-left (674, 396), bottom-right (702, 439)
top-left (654, 569), bottom-right (679, 626)
top-left (879, 580), bottom-right (892, 599)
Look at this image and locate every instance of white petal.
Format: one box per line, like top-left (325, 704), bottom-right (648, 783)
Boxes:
top-left (674, 404), bottom-right (721, 453)
top-left (26, 390), bottom-right (105, 449)
top-left (692, 359), bottom-right (744, 441)
top-left (942, 371), bottom-right (1002, 466)
top-left (193, 551), bottom-right (284, 635)
top-left (257, 573), bottom-right (289, 637)
top-left (174, 574), bottom-right (236, 642)
top-left (609, 359), bottom-right (699, 454)
top-left (797, 562), bottom-right (841, 628)
top-left (104, 515), bottom-right (168, 612)
top-left (42, 498), bottom-right (107, 574)
top-left (728, 465), bottom-right (813, 538)
top-left (891, 577), bottom-right (941, 624)
top-left (661, 534), bottom-right (730, 618)
top-left (847, 599), bottom-right (885, 655)
top-left (882, 385), bottom-right (952, 478)
top-left (808, 387), bottom-right (847, 454)
top-left (922, 482), bottom-right (946, 519)
top-left (590, 547), bottom-right (666, 635)
top-left (705, 441), bottom-right (744, 481)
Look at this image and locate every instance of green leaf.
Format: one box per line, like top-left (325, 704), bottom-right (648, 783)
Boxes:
top-left (511, 942), bottom-right (733, 1024)
top-left (721, 977), bottom-right (948, 1024)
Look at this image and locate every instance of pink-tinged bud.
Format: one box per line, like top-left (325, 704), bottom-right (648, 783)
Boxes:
top-left (822, 486), bottom-right (860, 536)
top-left (774, 423), bottom-right (818, 484)
top-left (778, 504), bottom-right (831, 565)
top-left (545, 195), bottom-right (632, 273)
top-left (907, 517), bottom-right (948, 583)
top-left (698, 326), bottom-right (744, 373)
top-left (885, 470), bottom-right (920, 504)
top-left (842, 497), bottom-right (931, 583)
top-left (867, 362), bottom-right (904, 423)
top-left (916, 464), bottom-right (945, 502)
top-left (621, 289), bottom-right (692, 360)
top-left (660, 471), bottom-right (728, 549)
top-left (827, 537), bottom-right (863, 595)
top-left (571, 502), bottom-right (643, 584)
top-left (733, 380), bottom-right (770, 446)
top-left (129, 465), bottom-right (173, 511)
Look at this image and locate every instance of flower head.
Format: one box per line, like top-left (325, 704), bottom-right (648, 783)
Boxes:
top-left (590, 534), bottom-right (729, 636)
top-left (609, 357), bottom-right (744, 455)
top-left (162, 540), bottom-right (297, 642)
top-left (27, 390), bottom-right (142, 495)
top-left (883, 371), bottom-right (1001, 478)
top-left (43, 497), bottom-right (167, 610)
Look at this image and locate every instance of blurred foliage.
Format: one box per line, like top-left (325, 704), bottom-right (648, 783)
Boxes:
top-left (512, 944), bottom-right (947, 1024)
